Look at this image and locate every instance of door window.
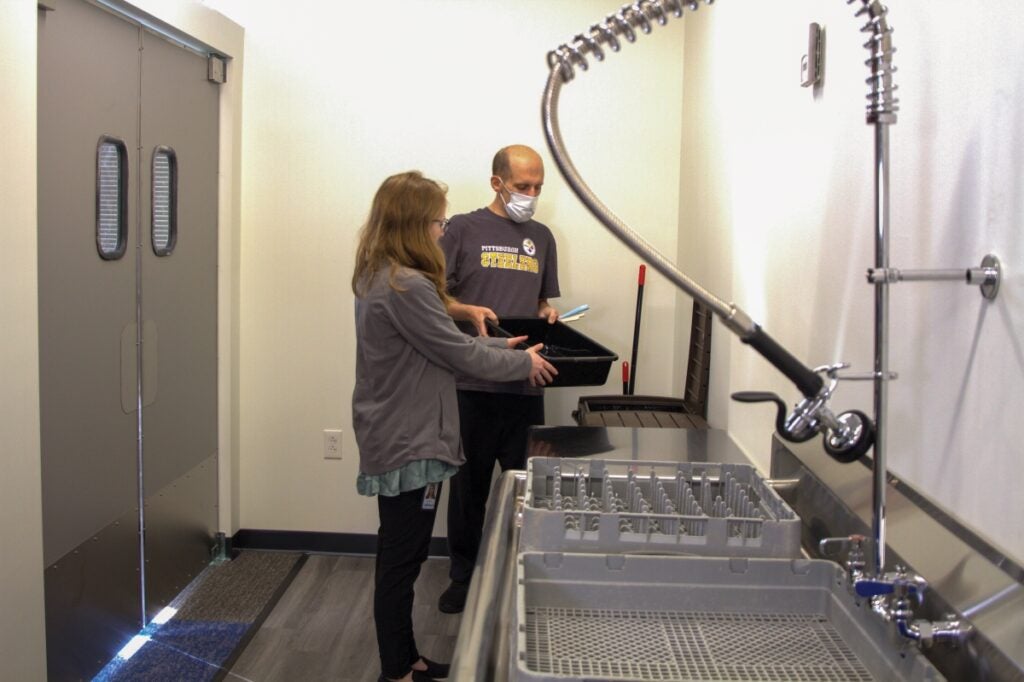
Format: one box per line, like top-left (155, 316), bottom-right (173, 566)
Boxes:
top-left (151, 146), bottom-right (178, 256)
top-left (96, 136), bottom-right (128, 260)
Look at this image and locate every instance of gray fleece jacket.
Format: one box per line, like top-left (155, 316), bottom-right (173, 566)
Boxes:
top-left (353, 266), bottom-right (532, 475)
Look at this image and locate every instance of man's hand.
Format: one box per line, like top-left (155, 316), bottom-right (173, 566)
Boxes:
top-left (525, 343), bottom-right (558, 386)
top-left (537, 300), bottom-right (558, 324)
top-left (448, 300), bottom-right (498, 336)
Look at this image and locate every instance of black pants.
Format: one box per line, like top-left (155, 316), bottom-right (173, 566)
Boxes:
top-left (446, 390), bottom-right (544, 583)
top-left (375, 483), bottom-right (441, 679)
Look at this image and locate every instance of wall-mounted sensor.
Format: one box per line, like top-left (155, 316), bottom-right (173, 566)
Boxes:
top-left (801, 23), bottom-right (822, 87)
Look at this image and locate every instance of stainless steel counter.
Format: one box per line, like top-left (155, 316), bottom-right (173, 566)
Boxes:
top-left (523, 425), bottom-right (752, 465)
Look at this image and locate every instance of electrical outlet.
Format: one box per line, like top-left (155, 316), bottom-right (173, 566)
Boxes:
top-left (323, 429), bottom-right (342, 460)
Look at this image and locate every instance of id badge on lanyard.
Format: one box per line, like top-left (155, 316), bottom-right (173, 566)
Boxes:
top-left (422, 482), bottom-right (439, 510)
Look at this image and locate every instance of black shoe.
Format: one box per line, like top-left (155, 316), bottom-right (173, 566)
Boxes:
top-left (417, 656), bottom-right (449, 678)
top-left (437, 580), bottom-right (469, 614)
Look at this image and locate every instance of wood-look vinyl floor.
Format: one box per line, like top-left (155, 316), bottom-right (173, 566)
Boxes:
top-left (224, 555), bottom-right (460, 682)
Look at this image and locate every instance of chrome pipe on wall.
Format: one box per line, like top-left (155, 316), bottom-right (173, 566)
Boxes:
top-left (871, 120), bottom-right (891, 575)
top-left (855, 0), bottom-right (899, 575)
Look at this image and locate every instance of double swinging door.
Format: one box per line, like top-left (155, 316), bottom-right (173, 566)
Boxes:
top-left (38, 0), bottom-right (220, 677)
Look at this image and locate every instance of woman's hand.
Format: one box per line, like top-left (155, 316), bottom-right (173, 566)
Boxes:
top-left (506, 335), bottom-right (528, 349)
top-left (526, 343), bottom-right (558, 386)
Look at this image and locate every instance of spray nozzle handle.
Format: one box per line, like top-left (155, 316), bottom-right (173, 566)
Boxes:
top-left (731, 391), bottom-right (818, 443)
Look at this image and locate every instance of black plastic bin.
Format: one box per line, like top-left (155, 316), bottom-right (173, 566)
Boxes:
top-left (486, 317), bottom-right (618, 387)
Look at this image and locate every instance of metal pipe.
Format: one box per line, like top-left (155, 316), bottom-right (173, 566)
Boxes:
top-left (866, 259), bottom-right (1001, 300)
top-left (134, 29), bottom-right (148, 627)
top-left (871, 121), bottom-right (890, 576)
top-left (871, 268), bottom-right (976, 282)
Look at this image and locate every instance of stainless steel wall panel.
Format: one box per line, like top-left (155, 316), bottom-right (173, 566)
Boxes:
top-left (142, 453), bottom-right (219, 618)
top-left (43, 507), bottom-right (140, 682)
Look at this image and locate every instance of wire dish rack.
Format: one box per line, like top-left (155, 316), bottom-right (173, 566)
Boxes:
top-left (521, 458), bottom-right (801, 557)
top-left (513, 553), bottom-right (945, 682)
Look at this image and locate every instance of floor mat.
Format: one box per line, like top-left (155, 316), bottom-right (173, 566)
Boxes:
top-left (94, 551), bottom-right (305, 681)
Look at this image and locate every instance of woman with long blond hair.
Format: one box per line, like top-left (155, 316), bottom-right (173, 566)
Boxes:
top-left (352, 171), bottom-right (555, 682)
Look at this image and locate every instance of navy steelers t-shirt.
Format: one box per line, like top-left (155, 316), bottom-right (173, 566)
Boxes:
top-left (439, 207), bottom-right (560, 394)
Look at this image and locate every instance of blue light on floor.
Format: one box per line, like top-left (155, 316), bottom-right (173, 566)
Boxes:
top-left (151, 606), bottom-right (178, 625)
top-left (93, 613), bottom-right (170, 680)
top-left (92, 617), bottom-right (250, 681)
top-left (116, 635), bottom-right (151, 660)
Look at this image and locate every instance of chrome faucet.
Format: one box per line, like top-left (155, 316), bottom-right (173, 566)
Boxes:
top-left (820, 534), bottom-right (868, 588)
top-left (822, 535), bottom-right (972, 648)
top-left (856, 567), bottom-right (970, 648)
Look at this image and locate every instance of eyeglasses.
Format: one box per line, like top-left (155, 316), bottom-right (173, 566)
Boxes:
top-left (431, 218), bottom-right (450, 233)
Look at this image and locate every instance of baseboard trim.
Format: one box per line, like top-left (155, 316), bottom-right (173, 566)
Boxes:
top-left (230, 529), bottom-right (450, 557)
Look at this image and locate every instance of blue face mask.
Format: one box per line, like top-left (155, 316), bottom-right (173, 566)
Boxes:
top-left (500, 181), bottom-right (538, 223)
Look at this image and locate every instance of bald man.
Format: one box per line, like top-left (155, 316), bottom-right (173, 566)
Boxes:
top-left (439, 145), bottom-right (560, 613)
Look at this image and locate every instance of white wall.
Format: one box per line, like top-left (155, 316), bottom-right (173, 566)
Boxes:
top-left (0, 3), bottom-right (47, 679)
top-left (680, 1), bottom-right (1024, 563)
top-left (207, 0), bottom-right (689, 535)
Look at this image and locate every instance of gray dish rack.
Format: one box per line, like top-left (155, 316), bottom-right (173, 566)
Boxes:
top-left (512, 459), bottom-right (945, 680)
top-left (521, 458), bottom-right (801, 557)
top-left (513, 552), bottom-right (944, 682)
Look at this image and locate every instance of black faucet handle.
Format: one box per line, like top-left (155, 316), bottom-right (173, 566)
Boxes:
top-left (730, 391), bottom-right (817, 443)
top-left (731, 390), bottom-right (785, 407)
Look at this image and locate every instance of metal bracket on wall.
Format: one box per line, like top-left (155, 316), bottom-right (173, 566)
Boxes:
top-left (800, 23), bottom-right (822, 88)
top-left (867, 254), bottom-right (1002, 300)
top-left (211, 531), bottom-right (229, 563)
top-left (208, 55), bottom-right (227, 84)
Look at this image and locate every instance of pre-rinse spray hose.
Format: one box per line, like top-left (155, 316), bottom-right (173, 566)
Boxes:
top-left (542, 0), bottom-right (826, 399)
